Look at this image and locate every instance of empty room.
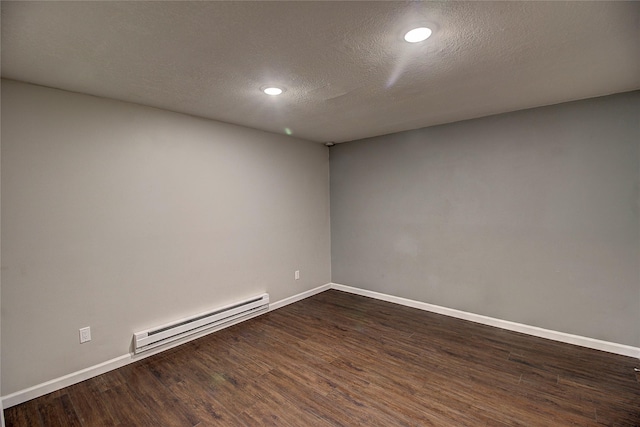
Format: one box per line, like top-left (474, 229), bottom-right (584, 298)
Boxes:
top-left (1, 1), bottom-right (639, 426)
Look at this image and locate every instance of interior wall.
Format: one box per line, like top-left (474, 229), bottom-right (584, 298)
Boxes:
top-left (331, 91), bottom-right (640, 347)
top-left (1, 79), bottom-right (331, 395)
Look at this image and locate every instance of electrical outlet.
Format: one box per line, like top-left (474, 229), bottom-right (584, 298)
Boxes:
top-left (79, 327), bottom-right (91, 343)
top-left (295, 270), bottom-right (300, 280)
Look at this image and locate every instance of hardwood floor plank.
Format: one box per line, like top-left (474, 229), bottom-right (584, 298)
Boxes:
top-left (237, 383), bottom-right (333, 427)
top-left (34, 393), bottom-right (81, 427)
top-left (5, 399), bottom-right (43, 427)
top-left (166, 379), bottom-right (240, 426)
top-left (118, 364), bottom-right (197, 426)
top-left (150, 353), bottom-right (242, 426)
top-left (58, 394), bottom-right (82, 427)
top-left (66, 380), bottom-right (117, 426)
top-left (99, 384), bottom-right (157, 425)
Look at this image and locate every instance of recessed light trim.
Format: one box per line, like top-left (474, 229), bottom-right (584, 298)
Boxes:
top-left (404, 27), bottom-right (432, 43)
top-left (263, 87), bottom-right (283, 96)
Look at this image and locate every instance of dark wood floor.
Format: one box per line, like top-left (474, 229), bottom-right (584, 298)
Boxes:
top-left (5, 290), bottom-right (640, 426)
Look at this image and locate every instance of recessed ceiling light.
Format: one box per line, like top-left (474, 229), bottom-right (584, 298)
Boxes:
top-left (263, 87), bottom-right (283, 96)
top-left (404, 27), bottom-right (432, 43)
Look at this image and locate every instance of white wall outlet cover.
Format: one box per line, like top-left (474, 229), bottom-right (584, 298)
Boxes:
top-left (295, 270), bottom-right (300, 280)
top-left (79, 327), bottom-right (91, 343)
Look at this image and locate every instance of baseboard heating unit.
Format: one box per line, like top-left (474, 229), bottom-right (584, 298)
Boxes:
top-left (133, 293), bottom-right (269, 354)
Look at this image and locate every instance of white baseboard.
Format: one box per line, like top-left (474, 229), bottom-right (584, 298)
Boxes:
top-left (330, 283), bottom-right (640, 359)
top-left (1, 283), bottom-right (333, 409)
top-left (269, 283), bottom-right (331, 311)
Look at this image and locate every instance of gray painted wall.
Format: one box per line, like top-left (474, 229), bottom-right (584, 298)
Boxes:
top-left (1, 80), bottom-right (331, 395)
top-left (331, 91), bottom-right (640, 347)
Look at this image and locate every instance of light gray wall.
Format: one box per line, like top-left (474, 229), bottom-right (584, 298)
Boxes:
top-left (1, 80), bottom-right (331, 395)
top-left (331, 91), bottom-right (640, 347)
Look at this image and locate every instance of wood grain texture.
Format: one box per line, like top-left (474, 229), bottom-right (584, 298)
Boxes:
top-left (5, 290), bottom-right (640, 426)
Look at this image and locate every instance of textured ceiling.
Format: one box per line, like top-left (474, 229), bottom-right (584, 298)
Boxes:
top-left (2, 1), bottom-right (639, 143)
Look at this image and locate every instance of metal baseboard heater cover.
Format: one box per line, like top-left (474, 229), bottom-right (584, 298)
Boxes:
top-left (133, 293), bottom-right (269, 354)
